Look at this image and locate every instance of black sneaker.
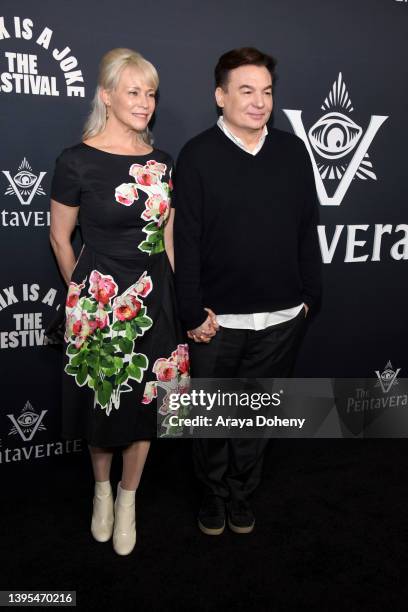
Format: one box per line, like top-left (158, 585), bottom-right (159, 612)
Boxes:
top-left (227, 499), bottom-right (255, 534)
top-left (198, 495), bottom-right (226, 535)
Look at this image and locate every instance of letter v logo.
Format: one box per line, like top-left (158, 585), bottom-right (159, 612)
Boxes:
top-left (2, 158), bottom-right (46, 206)
top-left (7, 402), bottom-right (47, 442)
top-left (283, 73), bottom-right (388, 206)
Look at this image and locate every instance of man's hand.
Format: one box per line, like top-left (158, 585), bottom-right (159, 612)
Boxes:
top-left (187, 308), bottom-right (219, 343)
top-left (304, 304), bottom-right (309, 317)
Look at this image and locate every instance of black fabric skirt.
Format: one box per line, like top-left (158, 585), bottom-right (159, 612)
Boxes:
top-left (61, 245), bottom-right (189, 446)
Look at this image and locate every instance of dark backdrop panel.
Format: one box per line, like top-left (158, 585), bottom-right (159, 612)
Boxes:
top-left (0, 0), bottom-right (407, 467)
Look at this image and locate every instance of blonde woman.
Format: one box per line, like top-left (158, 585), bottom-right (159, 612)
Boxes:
top-left (50, 49), bottom-right (189, 555)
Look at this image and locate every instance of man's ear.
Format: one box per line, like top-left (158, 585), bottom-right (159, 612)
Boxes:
top-left (215, 86), bottom-right (225, 109)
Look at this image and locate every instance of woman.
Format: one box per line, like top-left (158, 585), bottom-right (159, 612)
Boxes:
top-left (49, 48), bottom-right (189, 555)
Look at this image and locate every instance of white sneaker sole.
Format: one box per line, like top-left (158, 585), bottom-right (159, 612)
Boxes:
top-left (228, 518), bottom-right (255, 534)
top-left (198, 519), bottom-right (225, 535)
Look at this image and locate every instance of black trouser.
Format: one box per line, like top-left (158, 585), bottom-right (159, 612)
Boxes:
top-left (189, 308), bottom-right (306, 502)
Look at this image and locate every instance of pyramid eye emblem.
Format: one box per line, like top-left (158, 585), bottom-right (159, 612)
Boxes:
top-left (381, 369), bottom-right (395, 382)
top-left (17, 411), bottom-right (39, 427)
top-left (308, 112), bottom-right (362, 160)
top-left (14, 170), bottom-right (37, 188)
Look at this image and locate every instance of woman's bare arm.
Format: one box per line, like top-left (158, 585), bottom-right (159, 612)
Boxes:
top-left (164, 208), bottom-right (175, 272)
top-left (49, 199), bottom-right (80, 285)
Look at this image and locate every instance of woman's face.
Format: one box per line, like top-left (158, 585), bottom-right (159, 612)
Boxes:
top-left (103, 66), bottom-right (156, 133)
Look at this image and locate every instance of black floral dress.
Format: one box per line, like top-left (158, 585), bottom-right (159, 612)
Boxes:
top-left (51, 143), bottom-right (189, 446)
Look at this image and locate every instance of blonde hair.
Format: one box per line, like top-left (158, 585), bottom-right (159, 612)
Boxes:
top-left (83, 48), bottom-right (159, 144)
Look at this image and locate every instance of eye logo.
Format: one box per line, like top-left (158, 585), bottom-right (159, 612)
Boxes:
top-left (2, 158), bottom-right (46, 206)
top-left (308, 112), bottom-right (362, 160)
top-left (375, 361), bottom-right (401, 394)
top-left (14, 170), bottom-right (38, 189)
top-left (17, 410), bottom-right (38, 427)
top-left (7, 401), bottom-right (47, 442)
top-left (283, 73), bottom-right (388, 205)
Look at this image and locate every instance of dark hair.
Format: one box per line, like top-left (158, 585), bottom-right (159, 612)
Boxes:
top-left (215, 47), bottom-right (277, 89)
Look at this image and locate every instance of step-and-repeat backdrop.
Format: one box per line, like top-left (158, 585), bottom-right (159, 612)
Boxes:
top-left (1, 0), bottom-right (406, 468)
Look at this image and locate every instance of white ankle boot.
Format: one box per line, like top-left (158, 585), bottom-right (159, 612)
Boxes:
top-left (91, 480), bottom-right (114, 542)
top-left (113, 482), bottom-right (136, 555)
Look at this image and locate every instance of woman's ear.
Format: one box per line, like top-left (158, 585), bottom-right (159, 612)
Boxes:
top-left (99, 86), bottom-right (111, 107)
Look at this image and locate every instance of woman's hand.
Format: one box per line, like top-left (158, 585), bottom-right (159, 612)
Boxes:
top-left (187, 308), bottom-right (219, 343)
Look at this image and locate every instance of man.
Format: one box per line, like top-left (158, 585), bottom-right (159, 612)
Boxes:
top-left (174, 47), bottom-right (321, 535)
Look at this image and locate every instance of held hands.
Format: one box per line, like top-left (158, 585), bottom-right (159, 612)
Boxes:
top-left (187, 304), bottom-right (308, 344)
top-left (187, 308), bottom-right (219, 343)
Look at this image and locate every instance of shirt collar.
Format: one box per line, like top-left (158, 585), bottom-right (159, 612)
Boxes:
top-left (217, 115), bottom-right (268, 156)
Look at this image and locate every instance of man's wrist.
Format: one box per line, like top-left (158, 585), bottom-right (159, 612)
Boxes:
top-left (185, 310), bottom-right (207, 332)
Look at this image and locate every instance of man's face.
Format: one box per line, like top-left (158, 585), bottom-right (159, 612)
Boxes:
top-left (215, 64), bottom-right (273, 132)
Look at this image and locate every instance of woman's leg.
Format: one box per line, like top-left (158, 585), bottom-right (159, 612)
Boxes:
top-left (121, 440), bottom-right (150, 490)
top-left (88, 445), bottom-right (114, 481)
top-left (88, 446), bottom-right (115, 542)
top-left (113, 441), bottom-right (150, 555)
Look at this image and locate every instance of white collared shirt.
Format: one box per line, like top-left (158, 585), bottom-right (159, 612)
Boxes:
top-left (217, 115), bottom-right (268, 155)
top-left (216, 116), bottom-right (304, 330)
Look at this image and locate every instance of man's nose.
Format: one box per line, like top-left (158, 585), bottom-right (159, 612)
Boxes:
top-left (252, 93), bottom-right (265, 107)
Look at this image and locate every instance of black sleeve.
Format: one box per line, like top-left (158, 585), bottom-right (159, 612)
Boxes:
top-left (174, 146), bottom-right (207, 330)
top-left (298, 142), bottom-right (322, 310)
top-left (50, 148), bottom-right (81, 207)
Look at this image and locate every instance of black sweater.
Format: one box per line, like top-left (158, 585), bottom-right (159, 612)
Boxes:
top-left (174, 125), bottom-right (322, 330)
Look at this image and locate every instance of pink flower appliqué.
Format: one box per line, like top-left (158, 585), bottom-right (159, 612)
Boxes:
top-left (152, 358), bottom-right (179, 382)
top-left (142, 381), bottom-right (157, 404)
top-left (141, 194), bottom-right (170, 227)
top-left (113, 294), bottom-right (142, 322)
top-left (134, 272), bottom-right (153, 298)
top-left (89, 271), bottom-right (118, 305)
top-left (95, 304), bottom-right (109, 329)
top-left (66, 280), bottom-right (85, 309)
top-left (129, 160), bottom-right (167, 186)
top-left (65, 313), bottom-right (77, 341)
top-left (171, 344), bottom-right (190, 376)
top-left (115, 183), bottom-right (139, 206)
top-left (72, 313), bottom-right (98, 349)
